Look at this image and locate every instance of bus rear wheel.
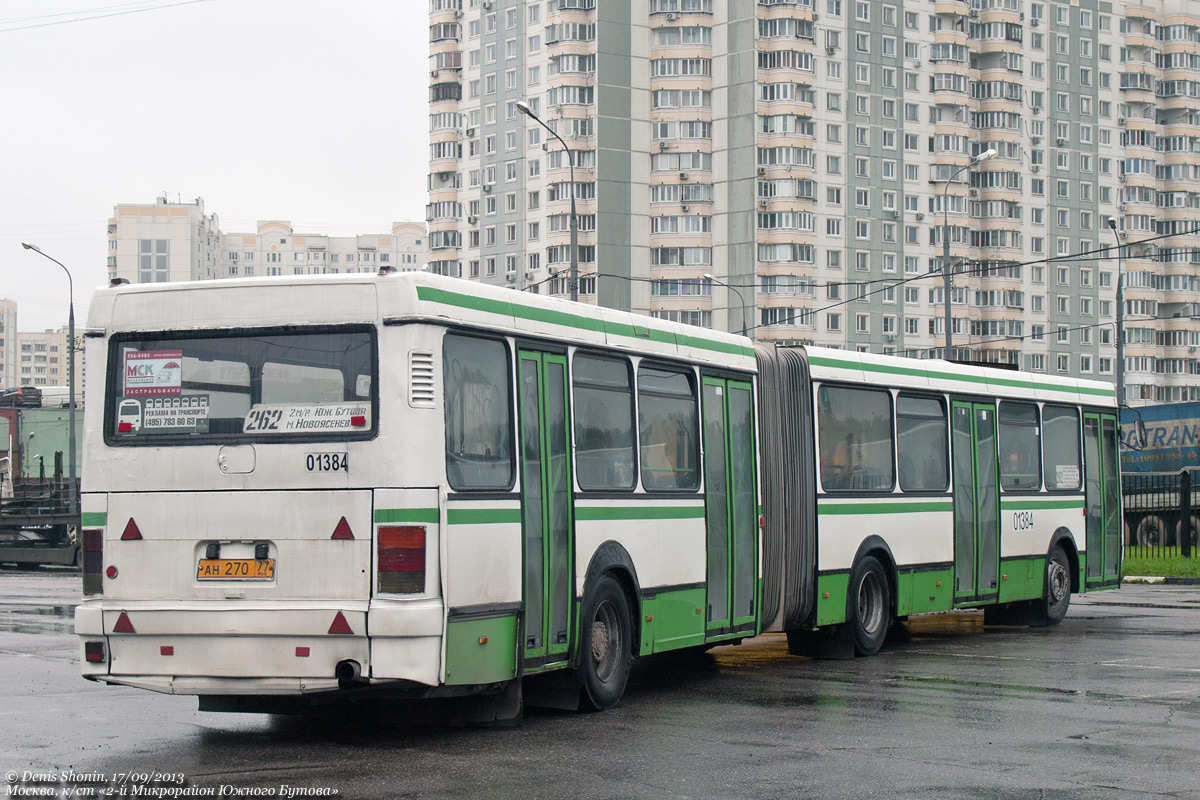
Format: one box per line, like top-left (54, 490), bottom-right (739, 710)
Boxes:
top-left (1177, 516), bottom-right (1200, 549)
top-left (850, 555), bottom-right (890, 657)
top-left (578, 573), bottom-right (632, 711)
top-left (1031, 545), bottom-right (1071, 626)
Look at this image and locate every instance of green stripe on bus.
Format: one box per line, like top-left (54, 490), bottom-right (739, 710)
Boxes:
top-left (374, 508), bottom-right (440, 524)
top-left (447, 507), bottom-right (522, 525)
top-left (416, 285), bottom-right (755, 359)
top-left (81, 512), bottom-right (107, 527)
top-left (818, 500), bottom-right (954, 515)
top-left (1000, 498), bottom-right (1083, 510)
top-left (575, 505), bottom-right (706, 521)
top-left (807, 355), bottom-right (1116, 398)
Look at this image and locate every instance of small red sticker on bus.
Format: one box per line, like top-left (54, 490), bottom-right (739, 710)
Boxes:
top-left (351, 416), bottom-right (366, 427)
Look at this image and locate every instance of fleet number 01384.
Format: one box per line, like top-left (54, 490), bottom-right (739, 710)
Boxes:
top-left (306, 453), bottom-right (348, 472)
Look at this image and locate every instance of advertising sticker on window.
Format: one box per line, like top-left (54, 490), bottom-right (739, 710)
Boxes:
top-left (124, 350), bottom-right (183, 397)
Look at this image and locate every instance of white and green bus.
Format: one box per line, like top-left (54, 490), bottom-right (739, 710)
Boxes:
top-left (75, 271), bottom-right (1120, 715)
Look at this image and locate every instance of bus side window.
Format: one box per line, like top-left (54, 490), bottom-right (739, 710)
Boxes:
top-left (573, 354), bottom-right (636, 491)
top-left (637, 365), bottom-right (699, 492)
top-left (817, 385), bottom-right (894, 492)
top-left (998, 401), bottom-right (1042, 491)
top-left (443, 334), bottom-right (514, 490)
top-left (896, 395), bottom-right (949, 492)
top-left (1042, 405), bottom-right (1082, 491)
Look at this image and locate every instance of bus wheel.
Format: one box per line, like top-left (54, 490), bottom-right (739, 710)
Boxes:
top-left (1032, 545), bottom-right (1071, 626)
top-left (579, 574), bottom-right (632, 711)
top-left (1136, 515), bottom-right (1169, 547)
top-left (74, 548), bottom-right (83, 571)
top-left (849, 555), bottom-right (890, 657)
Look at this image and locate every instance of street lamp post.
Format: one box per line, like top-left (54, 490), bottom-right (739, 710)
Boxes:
top-left (515, 100), bottom-right (578, 302)
top-left (941, 148), bottom-right (996, 360)
top-left (704, 272), bottom-right (750, 338)
top-left (21, 242), bottom-right (77, 514)
top-left (1106, 217), bottom-right (1125, 407)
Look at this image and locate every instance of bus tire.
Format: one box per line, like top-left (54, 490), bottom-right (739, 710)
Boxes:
top-left (578, 573), bottom-right (632, 712)
top-left (1177, 516), bottom-right (1200, 549)
top-left (1031, 545), bottom-right (1071, 626)
top-left (73, 547), bottom-right (83, 571)
top-left (1136, 515), bottom-right (1169, 547)
top-left (849, 555), bottom-right (890, 657)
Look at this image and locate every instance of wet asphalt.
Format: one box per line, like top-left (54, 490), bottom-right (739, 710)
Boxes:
top-left (2, 570), bottom-right (1199, 799)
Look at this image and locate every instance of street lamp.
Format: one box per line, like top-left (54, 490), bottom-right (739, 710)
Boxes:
top-left (515, 100), bottom-right (578, 303)
top-left (1106, 217), bottom-right (1125, 407)
top-left (21, 241), bottom-right (76, 514)
top-left (941, 147), bottom-right (996, 360)
top-left (704, 273), bottom-right (750, 338)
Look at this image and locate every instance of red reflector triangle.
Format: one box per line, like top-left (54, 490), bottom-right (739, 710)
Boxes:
top-left (113, 612), bottom-right (136, 634)
top-left (328, 612), bottom-right (353, 635)
top-left (121, 519), bottom-right (143, 541)
top-left (331, 517), bottom-right (354, 540)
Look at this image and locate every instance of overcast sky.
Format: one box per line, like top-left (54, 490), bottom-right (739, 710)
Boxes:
top-left (1, 0), bottom-right (428, 331)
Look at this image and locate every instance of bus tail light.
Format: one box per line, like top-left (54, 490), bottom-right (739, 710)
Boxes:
top-left (84, 641), bottom-right (106, 663)
top-left (82, 529), bottom-right (104, 596)
top-left (377, 526), bottom-right (425, 593)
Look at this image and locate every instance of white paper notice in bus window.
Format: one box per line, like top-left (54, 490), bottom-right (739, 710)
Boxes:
top-left (124, 350), bottom-right (183, 397)
top-left (142, 396), bottom-right (210, 431)
top-left (243, 403), bottom-right (371, 434)
top-left (1056, 465), bottom-right (1080, 486)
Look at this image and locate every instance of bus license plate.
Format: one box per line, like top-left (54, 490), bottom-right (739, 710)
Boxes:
top-left (197, 559), bottom-right (275, 580)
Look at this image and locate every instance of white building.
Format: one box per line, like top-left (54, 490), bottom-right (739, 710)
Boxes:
top-left (0, 299), bottom-right (17, 391)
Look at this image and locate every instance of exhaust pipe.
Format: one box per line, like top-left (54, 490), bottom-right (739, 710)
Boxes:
top-left (335, 659), bottom-right (362, 684)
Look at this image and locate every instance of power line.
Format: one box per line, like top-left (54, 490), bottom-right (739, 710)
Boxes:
top-left (0, 0), bottom-right (218, 33)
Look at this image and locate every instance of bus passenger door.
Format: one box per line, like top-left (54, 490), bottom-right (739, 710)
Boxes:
top-left (952, 401), bottom-right (1000, 604)
top-left (702, 377), bottom-right (758, 636)
top-left (517, 350), bottom-right (574, 669)
top-left (1084, 412), bottom-right (1121, 587)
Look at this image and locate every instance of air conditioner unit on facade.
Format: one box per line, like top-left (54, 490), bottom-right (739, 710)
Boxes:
top-left (890, 210), bottom-right (900, 219)
top-left (679, 172), bottom-right (688, 180)
top-left (1118, 117), bottom-right (1127, 125)
top-left (1031, 18), bottom-right (1039, 26)
top-left (681, 205), bottom-right (690, 212)
top-left (466, 127), bottom-right (475, 137)
top-left (483, 183), bottom-right (493, 192)
top-left (667, 12), bottom-right (677, 20)
top-left (1032, 135), bottom-right (1042, 144)
top-left (1032, 106), bottom-right (1042, 115)
top-left (1032, 165), bottom-right (1040, 172)
top-left (757, 166), bottom-right (766, 175)
top-left (969, 8), bottom-right (979, 18)
top-left (916, 213), bottom-right (925, 220)
top-left (826, 46), bottom-right (837, 55)
top-left (969, 188), bottom-right (979, 196)
top-left (1056, 137), bottom-right (1068, 146)
top-left (759, 199), bottom-right (768, 208)
top-left (659, 140), bottom-right (669, 149)
top-left (467, 215), bottom-right (478, 224)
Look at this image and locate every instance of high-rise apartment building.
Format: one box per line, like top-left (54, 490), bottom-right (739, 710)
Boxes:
top-left (109, 197), bottom-right (429, 285)
top-left (16, 327), bottom-right (83, 404)
top-left (0, 299), bottom-right (17, 391)
top-left (429, 0), bottom-right (1200, 406)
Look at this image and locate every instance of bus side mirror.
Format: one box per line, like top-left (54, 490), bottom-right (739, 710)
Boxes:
top-left (1134, 419), bottom-right (1147, 450)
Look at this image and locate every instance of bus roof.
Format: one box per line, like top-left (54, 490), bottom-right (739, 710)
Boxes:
top-left (799, 344), bottom-right (1117, 407)
top-left (87, 271), bottom-right (757, 370)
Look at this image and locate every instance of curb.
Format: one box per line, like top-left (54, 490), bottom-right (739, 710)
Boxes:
top-left (1122, 576), bottom-right (1200, 586)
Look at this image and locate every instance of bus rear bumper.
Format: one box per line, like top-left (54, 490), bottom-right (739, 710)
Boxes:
top-left (76, 600), bottom-right (446, 692)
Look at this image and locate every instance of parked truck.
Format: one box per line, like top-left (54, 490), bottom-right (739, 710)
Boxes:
top-left (0, 407), bottom-right (81, 568)
top-left (1120, 403), bottom-right (1199, 547)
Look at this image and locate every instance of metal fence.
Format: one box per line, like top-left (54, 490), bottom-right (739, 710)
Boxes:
top-left (1123, 469), bottom-right (1197, 559)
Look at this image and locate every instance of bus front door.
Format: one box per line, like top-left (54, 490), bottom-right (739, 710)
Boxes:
top-left (1084, 412), bottom-right (1122, 587)
top-left (952, 401), bottom-right (1001, 604)
top-left (701, 377), bottom-right (758, 637)
top-left (517, 350), bottom-right (574, 670)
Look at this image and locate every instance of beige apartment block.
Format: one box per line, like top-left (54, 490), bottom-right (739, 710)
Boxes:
top-left (430, 0), bottom-right (1200, 405)
top-left (0, 299), bottom-right (17, 391)
top-left (16, 326), bottom-right (83, 404)
top-left (109, 197), bottom-right (429, 285)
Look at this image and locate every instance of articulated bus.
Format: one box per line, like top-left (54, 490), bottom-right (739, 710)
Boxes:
top-left (75, 272), bottom-right (1121, 716)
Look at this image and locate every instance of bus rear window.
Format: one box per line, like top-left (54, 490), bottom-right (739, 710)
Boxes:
top-left (107, 328), bottom-right (376, 443)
